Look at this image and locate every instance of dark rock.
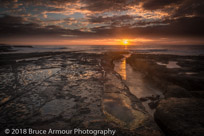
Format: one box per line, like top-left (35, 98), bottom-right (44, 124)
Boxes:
top-left (139, 97), bottom-right (148, 102)
top-left (79, 108), bottom-right (90, 114)
top-left (165, 85), bottom-right (192, 98)
top-left (0, 45), bottom-right (13, 52)
top-left (154, 98), bottom-right (204, 136)
top-left (14, 45), bottom-right (33, 48)
top-left (148, 100), bottom-right (159, 109)
top-left (191, 91), bottom-right (204, 98)
top-left (147, 95), bottom-right (160, 101)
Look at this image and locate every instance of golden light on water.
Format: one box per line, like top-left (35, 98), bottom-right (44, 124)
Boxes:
top-left (120, 58), bottom-right (126, 80)
top-left (115, 58), bottom-right (126, 80)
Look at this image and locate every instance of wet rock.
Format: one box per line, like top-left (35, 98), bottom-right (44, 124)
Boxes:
top-left (104, 84), bottom-right (122, 93)
top-left (0, 51), bottom-right (108, 133)
top-left (127, 53), bottom-right (204, 94)
top-left (147, 95), bottom-right (160, 101)
top-left (154, 98), bottom-right (204, 136)
top-left (79, 108), bottom-right (91, 114)
top-left (165, 85), bottom-right (192, 98)
top-left (0, 44), bottom-right (13, 52)
top-left (191, 91), bottom-right (204, 98)
top-left (40, 99), bottom-right (76, 116)
top-left (140, 95), bottom-right (160, 111)
top-left (139, 97), bottom-right (148, 102)
top-left (148, 100), bottom-right (159, 109)
top-left (102, 70), bottom-right (163, 135)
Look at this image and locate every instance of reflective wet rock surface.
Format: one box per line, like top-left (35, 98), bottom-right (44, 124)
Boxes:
top-left (114, 54), bottom-right (164, 116)
top-left (102, 52), bottom-right (163, 135)
top-left (1, 51), bottom-right (203, 136)
top-left (0, 51), bottom-right (164, 136)
top-left (0, 52), bottom-right (107, 135)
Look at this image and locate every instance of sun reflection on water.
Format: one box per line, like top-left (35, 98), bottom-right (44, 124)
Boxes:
top-left (114, 58), bottom-right (127, 80)
top-left (121, 59), bottom-right (127, 80)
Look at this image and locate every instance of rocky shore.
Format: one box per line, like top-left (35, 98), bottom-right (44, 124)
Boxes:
top-left (0, 51), bottom-right (203, 136)
top-left (101, 52), bottom-right (163, 135)
top-left (0, 51), bottom-right (163, 136)
top-left (127, 53), bottom-right (204, 136)
top-left (0, 44), bottom-right (33, 52)
top-left (0, 51), bottom-right (106, 135)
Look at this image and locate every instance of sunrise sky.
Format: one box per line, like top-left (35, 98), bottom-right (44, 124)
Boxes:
top-left (0, 0), bottom-right (204, 46)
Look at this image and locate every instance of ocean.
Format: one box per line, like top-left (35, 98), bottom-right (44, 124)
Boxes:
top-left (1, 45), bottom-right (204, 56)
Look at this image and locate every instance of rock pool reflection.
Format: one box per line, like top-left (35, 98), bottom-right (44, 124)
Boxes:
top-left (114, 54), bottom-right (130, 80)
top-left (157, 61), bottom-right (181, 69)
top-left (115, 58), bottom-right (126, 80)
top-left (114, 54), bottom-right (163, 116)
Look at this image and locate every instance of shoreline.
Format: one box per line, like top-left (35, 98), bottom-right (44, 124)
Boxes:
top-left (0, 51), bottom-right (204, 135)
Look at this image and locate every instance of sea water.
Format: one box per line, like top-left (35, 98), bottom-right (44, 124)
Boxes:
top-left (1, 45), bottom-right (204, 56)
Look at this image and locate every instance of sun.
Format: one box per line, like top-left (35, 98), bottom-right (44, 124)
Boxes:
top-left (123, 40), bottom-right (128, 45)
top-left (121, 39), bottom-right (129, 46)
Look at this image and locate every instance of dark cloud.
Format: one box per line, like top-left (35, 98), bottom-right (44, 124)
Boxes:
top-left (162, 17), bottom-right (204, 37)
top-left (142, 0), bottom-right (181, 10)
top-left (89, 16), bottom-right (204, 38)
top-left (0, 15), bottom-right (86, 38)
top-left (0, 0), bottom-right (203, 41)
top-left (81, 0), bottom-right (140, 12)
top-left (0, 14), bottom-right (25, 24)
top-left (132, 17), bottom-right (204, 38)
top-left (0, 0), bottom-right (78, 8)
top-left (172, 0), bottom-right (204, 18)
top-left (142, 0), bottom-right (204, 18)
top-left (88, 15), bottom-right (136, 24)
top-left (138, 0), bottom-right (204, 38)
top-left (0, 14), bottom-right (203, 40)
